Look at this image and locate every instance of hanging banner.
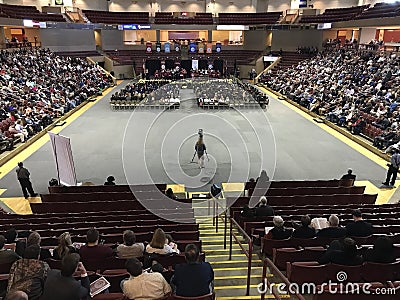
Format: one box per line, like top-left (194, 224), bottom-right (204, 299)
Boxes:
top-left (189, 42), bottom-right (197, 53)
top-left (174, 43), bottom-right (180, 52)
top-left (299, 0), bottom-right (308, 8)
top-left (146, 42), bottom-right (152, 53)
top-left (206, 43), bottom-right (212, 53)
top-left (216, 42), bottom-right (222, 53)
top-left (156, 42), bottom-right (161, 52)
top-left (198, 43), bottom-right (205, 53)
top-left (164, 42), bottom-right (171, 53)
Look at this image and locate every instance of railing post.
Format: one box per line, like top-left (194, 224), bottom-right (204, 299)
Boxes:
top-left (223, 211), bottom-right (227, 249)
top-left (215, 199), bottom-right (219, 233)
top-left (246, 239), bottom-right (252, 296)
top-left (229, 218), bottom-right (233, 260)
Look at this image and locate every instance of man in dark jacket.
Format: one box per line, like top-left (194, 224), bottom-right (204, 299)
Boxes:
top-left (254, 196), bottom-right (274, 217)
top-left (346, 209), bottom-right (373, 237)
top-left (41, 253), bottom-right (90, 300)
top-left (317, 215), bottom-right (347, 238)
top-left (292, 215), bottom-right (316, 239)
top-left (16, 162), bottom-right (37, 199)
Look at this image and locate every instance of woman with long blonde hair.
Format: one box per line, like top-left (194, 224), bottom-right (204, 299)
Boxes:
top-left (53, 232), bottom-right (77, 260)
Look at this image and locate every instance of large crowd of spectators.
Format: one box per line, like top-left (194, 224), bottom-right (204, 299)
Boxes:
top-left (0, 227), bottom-right (214, 299)
top-left (262, 49), bottom-right (400, 152)
top-left (0, 48), bottom-right (113, 152)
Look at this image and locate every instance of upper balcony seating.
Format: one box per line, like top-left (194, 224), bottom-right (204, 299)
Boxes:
top-left (83, 10), bottom-right (149, 24)
top-left (218, 12), bottom-right (282, 25)
top-left (355, 2), bottom-right (400, 20)
top-left (299, 5), bottom-right (369, 23)
top-left (155, 12), bottom-right (213, 25)
top-left (0, 3), bottom-right (65, 22)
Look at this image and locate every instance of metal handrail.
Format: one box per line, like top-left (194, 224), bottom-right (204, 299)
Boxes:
top-left (229, 217), bottom-right (253, 296)
top-left (255, 56), bottom-right (281, 84)
top-left (261, 258), bottom-right (305, 300)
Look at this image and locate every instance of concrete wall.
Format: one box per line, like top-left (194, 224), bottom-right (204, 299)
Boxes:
top-left (243, 30), bottom-right (267, 50)
top-left (359, 27), bottom-right (377, 44)
top-left (101, 29), bottom-right (125, 51)
top-left (271, 29), bottom-right (323, 51)
top-left (40, 28), bottom-right (95, 52)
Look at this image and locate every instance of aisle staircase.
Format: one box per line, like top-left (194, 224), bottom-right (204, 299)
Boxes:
top-left (196, 215), bottom-right (264, 300)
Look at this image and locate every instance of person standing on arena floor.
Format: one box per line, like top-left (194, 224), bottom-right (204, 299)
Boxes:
top-left (383, 148), bottom-right (400, 187)
top-left (16, 162), bottom-right (37, 199)
top-left (195, 134), bottom-right (207, 169)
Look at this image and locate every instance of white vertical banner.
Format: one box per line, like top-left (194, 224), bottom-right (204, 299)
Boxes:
top-left (192, 59), bottom-right (199, 70)
top-left (48, 132), bottom-right (77, 186)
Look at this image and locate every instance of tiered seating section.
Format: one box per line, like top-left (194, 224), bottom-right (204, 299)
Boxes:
top-left (0, 184), bottom-right (203, 296)
top-left (299, 5), bottom-right (369, 23)
top-left (83, 10), bottom-right (149, 24)
top-left (155, 12), bottom-right (213, 25)
top-left (227, 179), bottom-right (400, 298)
top-left (0, 3), bottom-right (65, 22)
top-left (218, 12), bottom-right (282, 25)
top-left (356, 2), bottom-right (400, 20)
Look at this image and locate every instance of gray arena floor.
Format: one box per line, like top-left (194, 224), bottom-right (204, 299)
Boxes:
top-left (0, 80), bottom-right (386, 197)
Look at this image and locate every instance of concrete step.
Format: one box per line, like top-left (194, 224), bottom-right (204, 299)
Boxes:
top-left (213, 266), bottom-right (263, 276)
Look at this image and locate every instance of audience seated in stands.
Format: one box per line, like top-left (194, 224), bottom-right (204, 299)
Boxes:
top-left (318, 238), bottom-right (363, 266)
top-left (0, 234), bottom-right (20, 264)
top-left (316, 214), bottom-right (347, 238)
top-left (262, 49), bottom-right (400, 151)
top-left (116, 230), bottom-right (144, 259)
top-left (146, 228), bottom-right (180, 255)
top-left (265, 216), bottom-right (293, 240)
top-left (0, 48), bottom-right (113, 151)
top-left (165, 187), bottom-right (178, 200)
top-left (341, 169), bottom-right (356, 180)
top-left (78, 228), bottom-right (113, 264)
top-left (7, 244), bottom-right (50, 300)
top-left (346, 209), bottom-right (373, 237)
top-left (254, 196), bottom-right (275, 217)
top-left (121, 257), bottom-right (171, 300)
top-left (104, 175), bottom-right (115, 186)
top-left (26, 232), bottom-right (51, 260)
top-left (292, 215), bottom-right (316, 239)
top-left (52, 232), bottom-right (77, 260)
top-left (171, 244), bottom-right (214, 297)
top-left (364, 236), bottom-right (396, 263)
top-left (42, 253), bottom-right (90, 300)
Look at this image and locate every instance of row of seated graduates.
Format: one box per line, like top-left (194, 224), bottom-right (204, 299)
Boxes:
top-left (226, 179), bottom-right (400, 298)
top-left (193, 79), bottom-right (257, 107)
top-left (0, 184), bottom-right (203, 295)
top-left (237, 80), bottom-right (269, 108)
top-left (110, 80), bottom-right (170, 102)
top-left (154, 68), bottom-right (187, 80)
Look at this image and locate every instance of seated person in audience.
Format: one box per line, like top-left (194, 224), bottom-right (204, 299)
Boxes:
top-left (121, 257), bottom-right (171, 300)
top-left (318, 238), bottom-right (363, 266)
top-left (52, 232), bottom-right (77, 260)
top-left (78, 228), bottom-right (113, 264)
top-left (254, 196), bottom-right (274, 217)
top-left (265, 216), bottom-right (293, 240)
top-left (146, 228), bottom-right (179, 255)
top-left (42, 253), bottom-right (90, 300)
top-left (7, 245), bottom-right (50, 300)
top-left (5, 291), bottom-right (28, 300)
top-left (345, 209), bottom-right (373, 237)
top-left (364, 236), bottom-right (396, 263)
top-left (241, 204), bottom-right (255, 217)
top-left (116, 230), bottom-right (144, 259)
top-left (0, 235), bottom-right (20, 265)
top-left (165, 234), bottom-right (180, 255)
top-left (172, 244), bottom-right (214, 297)
top-left (340, 169), bottom-right (356, 181)
top-left (316, 215), bottom-right (347, 238)
top-left (4, 228), bottom-right (25, 257)
top-left (104, 175), bottom-right (115, 185)
top-left (292, 215), bottom-right (316, 239)
top-left (165, 188), bottom-right (178, 200)
top-left (26, 232), bottom-right (51, 260)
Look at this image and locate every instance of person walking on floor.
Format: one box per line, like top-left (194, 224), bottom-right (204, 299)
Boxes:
top-left (383, 148), bottom-right (400, 187)
top-left (16, 162), bottom-right (37, 199)
top-left (195, 135), bottom-right (207, 169)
